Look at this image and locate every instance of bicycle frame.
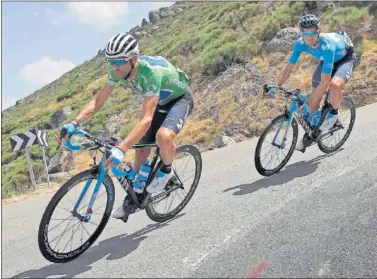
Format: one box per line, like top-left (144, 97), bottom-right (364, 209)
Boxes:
top-left (63, 128), bottom-right (161, 222)
top-left (270, 88), bottom-right (333, 148)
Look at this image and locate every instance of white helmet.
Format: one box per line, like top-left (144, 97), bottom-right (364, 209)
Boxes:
top-left (105, 33), bottom-right (139, 60)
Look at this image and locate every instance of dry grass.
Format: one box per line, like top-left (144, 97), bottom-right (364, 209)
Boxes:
top-left (2, 182), bottom-right (62, 206)
top-left (85, 74), bottom-right (107, 92)
top-left (176, 118), bottom-right (217, 145)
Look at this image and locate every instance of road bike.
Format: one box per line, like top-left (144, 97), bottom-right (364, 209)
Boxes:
top-left (38, 127), bottom-right (202, 263)
top-left (254, 84), bottom-right (356, 177)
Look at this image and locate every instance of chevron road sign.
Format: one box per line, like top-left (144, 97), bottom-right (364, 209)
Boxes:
top-left (37, 129), bottom-right (49, 147)
top-left (9, 128), bottom-right (50, 191)
top-left (10, 129), bottom-right (48, 152)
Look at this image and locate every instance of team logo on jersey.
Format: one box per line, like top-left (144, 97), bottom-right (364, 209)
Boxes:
top-left (148, 84), bottom-right (157, 92)
top-left (321, 44), bottom-right (329, 51)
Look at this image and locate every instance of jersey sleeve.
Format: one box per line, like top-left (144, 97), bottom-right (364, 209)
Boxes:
top-left (321, 44), bottom-right (335, 75)
top-left (288, 39), bottom-right (303, 64)
top-left (107, 67), bottom-right (120, 86)
top-left (141, 70), bottom-right (163, 97)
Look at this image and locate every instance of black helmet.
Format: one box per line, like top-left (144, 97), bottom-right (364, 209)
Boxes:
top-left (299, 14), bottom-right (320, 31)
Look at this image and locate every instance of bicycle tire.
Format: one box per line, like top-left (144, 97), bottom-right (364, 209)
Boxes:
top-left (145, 144), bottom-right (202, 223)
top-left (318, 96), bottom-right (356, 154)
top-left (254, 114), bottom-right (299, 176)
top-left (38, 169), bottom-right (115, 263)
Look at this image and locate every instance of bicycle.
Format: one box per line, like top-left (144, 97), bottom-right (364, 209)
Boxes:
top-left (38, 127), bottom-right (202, 263)
top-left (254, 84), bottom-right (356, 177)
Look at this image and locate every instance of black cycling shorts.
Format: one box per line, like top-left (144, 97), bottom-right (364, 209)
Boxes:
top-left (312, 49), bottom-right (357, 88)
top-left (139, 91), bottom-right (194, 144)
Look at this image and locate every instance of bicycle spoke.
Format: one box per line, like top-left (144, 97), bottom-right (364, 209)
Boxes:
top-left (57, 207), bottom-right (74, 214)
top-left (164, 192), bottom-right (176, 213)
top-left (48, 216), bottom-right (74, 233)
top-left (178, 169), bottom-right (195, 181)
top-left (61, 220), bottom-right (80, 253)
top-left (77, 191), bottom-right (107, 213)
top-left (88, 220), bottom-right (100, 227)
top-left (52, 217), bottom-right (74, 251)
top-left (260, 144), bottom-right (276, 165)
top-left (175, 190), bottom-right (185, 201)
top-left (176, 156), bottom-right (192, 174)
top-left (79, 221), bottom-right (92, 238)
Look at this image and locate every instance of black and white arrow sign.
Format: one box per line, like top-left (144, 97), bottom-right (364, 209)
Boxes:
top-left (10, 129), bottom-right (48, 152)
top-left (37, 129), bottom-right (49, 147)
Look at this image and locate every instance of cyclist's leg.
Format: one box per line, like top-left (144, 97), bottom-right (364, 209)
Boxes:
top-left (329, 52), bottom-right (356, 109)
top-left (321, 51), bottom-right (356, 132)
top-left (111, 107), bottom-right (166, 218)
top-left (147, 91), bottom-right (194, 193)
top-left (133, 109), bottom-right (165, 173)
top-left (295, 61), bottom-right (323, 152)
top-left (306, 60), bottom-right (325, 114)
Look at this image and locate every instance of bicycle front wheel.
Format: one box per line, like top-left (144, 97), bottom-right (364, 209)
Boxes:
top-left (254, 114), bottom-right (299, 176)
top-left (318, 96), bottom-right (356, 153)
top-left (145, 144), bottom-right (202, 223)
top-left (38, 169), bottom-right (115, 263)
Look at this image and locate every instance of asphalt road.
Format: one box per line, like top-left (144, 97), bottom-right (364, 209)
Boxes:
top-left (3, 102), bottom-right (377, 278)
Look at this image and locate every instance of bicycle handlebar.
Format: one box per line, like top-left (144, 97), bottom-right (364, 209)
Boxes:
top-left (64, 128), bottom-right (91, 151)
top-left (263, 84), bottom-right (302, 98)
top-left (60, 128), bottom-right (129, 177)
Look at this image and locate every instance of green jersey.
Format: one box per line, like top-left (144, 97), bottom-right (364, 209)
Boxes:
top-left (107, 55), bottom-right (191, 106)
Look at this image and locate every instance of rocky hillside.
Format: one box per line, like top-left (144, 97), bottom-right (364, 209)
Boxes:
top-left (2, 1), bottom-right (377, 199)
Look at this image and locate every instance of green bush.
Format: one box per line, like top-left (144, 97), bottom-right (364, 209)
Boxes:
top-left (202, 42), bottom-right (240, 75)
top-left (255, 2), bottom-right (305, 41)
top-left (323, 7), bottom-right (369, 30)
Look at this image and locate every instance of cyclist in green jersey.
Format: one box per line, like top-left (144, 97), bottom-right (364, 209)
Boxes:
top-left (57, 33), bottom-right (194, 219)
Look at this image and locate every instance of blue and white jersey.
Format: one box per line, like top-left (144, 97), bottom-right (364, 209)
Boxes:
top-left (289, 32), bottom-right (354, 74)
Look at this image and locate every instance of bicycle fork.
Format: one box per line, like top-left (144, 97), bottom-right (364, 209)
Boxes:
top-left (72, 155), bottom-right (107, 222)
top-left (272, 112), bottom-right (294, 149)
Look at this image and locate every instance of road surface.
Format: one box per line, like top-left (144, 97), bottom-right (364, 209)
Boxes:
top-left (3, 102), bottom-right (377, 278)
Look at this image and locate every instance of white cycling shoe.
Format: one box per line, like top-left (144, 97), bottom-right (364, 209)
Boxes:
top-left (146, 171), bottom-right (174, 193)
top-left (111, 205), bottom-right (126, 219)
top-left (319, 114), bottom-right (338, 134)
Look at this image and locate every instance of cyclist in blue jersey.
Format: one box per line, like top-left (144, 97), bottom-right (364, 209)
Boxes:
top-left (268, 14), bottom-right (357, 152)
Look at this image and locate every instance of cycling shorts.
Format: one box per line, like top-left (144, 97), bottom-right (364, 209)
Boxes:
top-left (312, 48), bottom-right (357, 88)
top-left (139, 91), bottom-right (194, 144)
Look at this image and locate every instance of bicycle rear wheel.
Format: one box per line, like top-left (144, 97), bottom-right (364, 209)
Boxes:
top-left (145, 144), bottom-right (202, 222)
top-left (318, 96), bottom-right (356, 153)
top-left (38, 169), bottom-right (115, 263)
top-left (254, 114), bottom-right (299, 176)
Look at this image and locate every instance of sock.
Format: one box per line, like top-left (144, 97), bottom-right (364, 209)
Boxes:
top-left (160, 164), bottom-right (172, 174)
top-left (330, 108), bottom-right (338, 115)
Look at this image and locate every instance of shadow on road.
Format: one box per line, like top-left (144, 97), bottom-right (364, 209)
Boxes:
top-left (224, 148), bottom-right (344, 196)
top-left (12, 213), bottom-right (185, 278)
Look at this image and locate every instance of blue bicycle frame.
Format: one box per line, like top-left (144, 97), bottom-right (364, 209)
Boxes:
top-left (270, 90), bottom-right (314, 148)
top-left (63, 128), bottom-right (129, 222)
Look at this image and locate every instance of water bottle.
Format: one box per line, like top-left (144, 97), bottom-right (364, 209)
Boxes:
top-left (117, 164), bottom-right (136, 189)
top-left (311, 110), bottom-right (322, 127)
top-left (133, 160), bottom-right (152, 193)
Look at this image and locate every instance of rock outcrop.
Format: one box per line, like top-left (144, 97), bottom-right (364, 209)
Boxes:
top-left (266, 27), bottom-right (301, 53)
top-left (50, 106), bottom-right (72, 129)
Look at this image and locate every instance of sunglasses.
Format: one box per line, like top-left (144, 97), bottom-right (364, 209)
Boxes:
top-left (107, 58), bottom-right (130, 67)
top-left (303, 30), bottom-right (318, 37)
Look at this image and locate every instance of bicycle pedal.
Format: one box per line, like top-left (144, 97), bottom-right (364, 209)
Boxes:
top-left (121, 214), bottom-right (129, 223)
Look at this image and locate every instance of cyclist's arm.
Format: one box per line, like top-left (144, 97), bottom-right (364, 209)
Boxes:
top-left (276, 40), bottom-right (302, 86)
top-left (74, 82), bottom-right (115, 124)
top-left (277, 63), bottom-right (294, 86)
